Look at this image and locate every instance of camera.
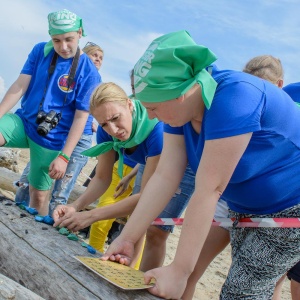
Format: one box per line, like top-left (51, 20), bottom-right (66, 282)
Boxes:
top-left (36, 110), bottom-right (61, 136)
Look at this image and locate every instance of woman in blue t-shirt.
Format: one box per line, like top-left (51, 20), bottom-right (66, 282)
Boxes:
top-left (102, 31), bottom-right (300, 300)
top-left (53, 82), bottom-right (194, 269)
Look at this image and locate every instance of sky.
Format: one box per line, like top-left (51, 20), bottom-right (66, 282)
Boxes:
top-left (1, 0), bottom-right (300, 110)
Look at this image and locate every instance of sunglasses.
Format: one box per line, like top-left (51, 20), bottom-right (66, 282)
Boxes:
top-left (83, 41), bottom-right (99, 49)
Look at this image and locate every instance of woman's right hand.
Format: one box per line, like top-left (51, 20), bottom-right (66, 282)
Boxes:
top-left (101, 236), bottom-right (135, 266)
top-left (53, 205), bottom-right (76, 227)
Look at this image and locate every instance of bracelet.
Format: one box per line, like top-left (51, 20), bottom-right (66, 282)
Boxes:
top-left (59, 151), bottom-right (70, 161)
top-left (58, 155), bottom-right (69, 163)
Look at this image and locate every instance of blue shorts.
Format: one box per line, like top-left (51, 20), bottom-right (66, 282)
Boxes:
top-left (287, 261), bottom-right (300, 283)
top-left (133, 164), bottom-right (195, 232)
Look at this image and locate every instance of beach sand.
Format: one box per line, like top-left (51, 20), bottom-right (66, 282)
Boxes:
top-left (13, 148), bottom-right (292, 299)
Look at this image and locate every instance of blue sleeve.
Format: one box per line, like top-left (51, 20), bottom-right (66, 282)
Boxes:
top-left (164, 123), bottom-right (184, 135)
top-left (21, 43), bottom-right (45, 75)
top-left (145, 122), bottom-right (163, 157)
top-left (204, 81), bottom-right (263, 140)
top-left (96, 126), bottom-right (112, 144)
top-left (283, 83), bottom-right (300, 103)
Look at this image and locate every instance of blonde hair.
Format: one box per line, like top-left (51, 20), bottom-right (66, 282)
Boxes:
top-left (90, 82), bottom-right (128, 114)
top-left (243, 55), bottom-right (283, 84)
top-left (83, 45), bottom-right (104, 57)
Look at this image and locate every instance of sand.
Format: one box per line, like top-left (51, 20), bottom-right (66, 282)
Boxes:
top-left (13, 148), bottom-right (292, 299)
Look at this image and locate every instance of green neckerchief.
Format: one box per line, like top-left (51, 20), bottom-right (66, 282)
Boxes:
top-left (82, 99), bottom-right (158, 178)
top-left (44, 9), bottom-right (86, 57)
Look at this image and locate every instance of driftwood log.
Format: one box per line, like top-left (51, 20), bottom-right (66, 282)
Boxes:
top-left (0, 272), bottom-right (44, 300)
top-left (0, 199), bottom-right (162, 300)
top-left (0, 167), bottom-right (89, 206)
top-left (0, 148), bottom-right (20, 173)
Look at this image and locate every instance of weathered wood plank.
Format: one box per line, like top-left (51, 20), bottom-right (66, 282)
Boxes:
top-left (0, 199), bottom-right (162, 300)
top-left (0, 272), bottom-right (45, 300)
top-left (0, 148), bottom-right (20, 173)
top-left (0, 167), bottom-right (93, 207)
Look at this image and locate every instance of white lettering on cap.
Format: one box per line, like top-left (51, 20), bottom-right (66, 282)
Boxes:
top-left (134, 42), bottom-right (159, 93)
top-left (49, 10), bottom-right (77, 30)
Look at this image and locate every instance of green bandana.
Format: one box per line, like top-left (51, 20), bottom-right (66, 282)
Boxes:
top-left (44, 9), bottom-right (86, 57)
top-left (82, 100), bottom-right (158, 178)
top-left (134, 30), bottom-right (218, 109)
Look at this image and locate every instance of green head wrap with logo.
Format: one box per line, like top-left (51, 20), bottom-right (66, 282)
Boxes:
top-left (134, 30), bottom-right (218, 109)
top-left (82, 99), bottom-right (158, 178)
top-left (44, 9), bottom-right (86, 57)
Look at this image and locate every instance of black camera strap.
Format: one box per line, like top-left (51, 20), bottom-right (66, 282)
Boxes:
top-left (38, 47), bottom-right (81, 114)
top-left (67, 47), bottom-right (80, 88)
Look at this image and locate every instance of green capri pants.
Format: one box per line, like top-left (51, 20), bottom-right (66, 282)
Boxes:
top-left (0, 113), bottom-right (59, 190)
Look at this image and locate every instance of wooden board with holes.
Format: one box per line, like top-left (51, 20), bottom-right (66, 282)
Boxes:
top-left (75, 256), bottom-right (155, 290)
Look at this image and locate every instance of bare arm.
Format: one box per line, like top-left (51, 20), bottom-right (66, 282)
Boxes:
top-left (54, 155), bottom-right (161, 232)
top-left (53, 150), bottom-right (116, 225)
top-left (142, 133), bottom-right (253, 299)
top-left (72, 150), bottom-right (116, 211)
top-left (109, 133), bottom-right (188, 245)
top-left (172, 133), bottom-right (252, 272)
top-left (92, 155), bottom-right (161, 219)
top-left (0, 74), bottom-right (31, 117)
top-left (49, 109), bottom-right (89, 179)
top-left (61, 110), bottom-right (89, 157)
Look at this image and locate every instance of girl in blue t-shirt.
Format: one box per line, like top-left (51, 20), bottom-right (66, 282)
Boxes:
top-left (102, 31), bottom-right (300, 300)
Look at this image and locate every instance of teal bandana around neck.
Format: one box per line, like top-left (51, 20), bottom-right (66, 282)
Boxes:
top-left (82, 100), bottom-right (159, 178)
top-left (134, 30), bottom-right (218, 109)
top-left (44, 9), bottom-right (86, 57)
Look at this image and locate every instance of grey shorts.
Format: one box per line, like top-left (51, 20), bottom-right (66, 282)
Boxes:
top-left (220, 204), bottom-right (300, 299)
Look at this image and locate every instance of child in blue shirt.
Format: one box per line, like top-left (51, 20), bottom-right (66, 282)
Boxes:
top-left (0, 9), bottom-right (100, 216)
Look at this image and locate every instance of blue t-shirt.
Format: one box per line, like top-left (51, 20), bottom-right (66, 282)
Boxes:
top-left (16, 42), bottom-right (101, 150)
top-left (164, 65), bottom-right (300, 214)
top-left (283, 82), bottom-right (300, 104)
top-left (96, 122), bottom-right (163, 167)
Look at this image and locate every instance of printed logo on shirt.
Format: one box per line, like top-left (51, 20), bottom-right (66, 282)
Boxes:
top-left (57, 74), bottom-right (76, 93)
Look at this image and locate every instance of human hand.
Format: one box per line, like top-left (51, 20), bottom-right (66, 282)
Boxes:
top-left (54, 210), bottom-right (92, 232)
top-left (114, 176), bottom-right (131, 198)
top-left (144, 263), bottom-right (189, 299)
top-left (49, 156), bottom-right (68, 179)
top-left (101, 236), bottom-right (135, 266)
top-left (53, 205), bottom-right (76, 227)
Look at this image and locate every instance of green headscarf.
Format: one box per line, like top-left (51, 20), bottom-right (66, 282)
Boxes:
top-left (82, 99), bottom-right (158, 178)
top-left (134, 30), bottom-right (218, 109)
top-left (44, 9), bottom-right (86, 57)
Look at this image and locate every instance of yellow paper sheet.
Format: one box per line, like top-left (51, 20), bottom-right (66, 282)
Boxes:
top-left (74, 256), bottom-right (155, 290)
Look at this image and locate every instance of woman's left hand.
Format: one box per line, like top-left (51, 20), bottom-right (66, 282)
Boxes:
top-left (144, 263), bottom-right (189, 300)
top-left (49, 156), bottom-right (68, 179)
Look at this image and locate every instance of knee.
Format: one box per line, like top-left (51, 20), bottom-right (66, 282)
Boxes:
top-left (146, 226), bottom-right (169, 247)
top-left (0, 134), bottom-right (6, 146)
